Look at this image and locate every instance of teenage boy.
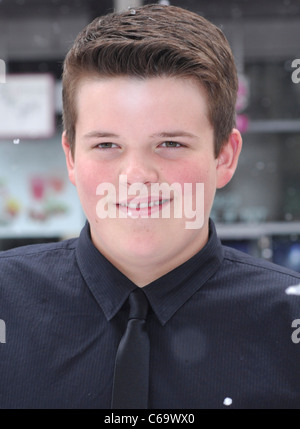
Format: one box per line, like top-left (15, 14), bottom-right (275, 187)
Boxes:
top-left (1, 4), bottom-right (300, 409)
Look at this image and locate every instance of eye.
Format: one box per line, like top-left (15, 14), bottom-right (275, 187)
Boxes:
top-left (160, 141), bottom-right (184, 148)
top-left (96, 142), bottom-right (119, 149)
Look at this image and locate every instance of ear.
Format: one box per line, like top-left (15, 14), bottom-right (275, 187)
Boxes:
top-left (216, 128), bottom-right (242, 189)
top-left (62, 131), bottom-right (76, 186)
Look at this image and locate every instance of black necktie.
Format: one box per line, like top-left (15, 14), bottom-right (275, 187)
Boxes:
top-left (111, 288), bottom-right (150, 409)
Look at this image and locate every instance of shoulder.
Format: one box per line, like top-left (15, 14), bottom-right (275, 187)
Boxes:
top-left (221, 244), bottom-right (300, 284)
top-left (0, 238), bottom-right (78, 273)
top-left (0, 238), bottom-right (77, 258)
top-left (0, 238), bottom-right (81, 310)
top-left (211, 245), bottom-right (300, 328)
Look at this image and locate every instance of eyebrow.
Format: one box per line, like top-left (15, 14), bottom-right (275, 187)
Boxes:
top-left (83, 130), bottom-right (198, 140)
top-left (150, 131), bottom-right (198, 139)
top-left (83, 131), bottom-right (120, 140)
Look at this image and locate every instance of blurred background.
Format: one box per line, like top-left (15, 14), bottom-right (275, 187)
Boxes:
top-left (0, 0), bottom-right (299, 271)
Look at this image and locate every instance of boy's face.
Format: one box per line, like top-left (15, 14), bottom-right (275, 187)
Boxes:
top-left (62, 76), bottom-right (241, 282)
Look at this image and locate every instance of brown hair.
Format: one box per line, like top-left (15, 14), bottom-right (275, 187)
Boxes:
top-left (62, 3), bottom-right (238, 157)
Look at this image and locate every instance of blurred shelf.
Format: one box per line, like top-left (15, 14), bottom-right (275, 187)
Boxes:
top-left (246, 119), bottom-right (300, 133)
top-left (216, 222), bottom-right (300, 239)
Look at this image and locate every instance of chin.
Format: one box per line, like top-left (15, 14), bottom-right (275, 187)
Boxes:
top-left (121, 235), bottom-right (166, 257)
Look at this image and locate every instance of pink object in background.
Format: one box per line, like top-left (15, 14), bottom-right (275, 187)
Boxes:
top-left (236, 114), bottom-right (249, 133)
top-left (236, 74), bottom-right (250, 113)
top-left (30, 176), bottom-right (45, 200)
top-left (48, 177), bottom-right (64, 193)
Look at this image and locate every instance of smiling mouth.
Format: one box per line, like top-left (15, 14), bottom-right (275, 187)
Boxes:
top-left (118, 199), bottom-right (170, 210)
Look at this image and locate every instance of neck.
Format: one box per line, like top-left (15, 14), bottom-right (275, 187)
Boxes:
top-left (91, 224), bottom-right (209, 287)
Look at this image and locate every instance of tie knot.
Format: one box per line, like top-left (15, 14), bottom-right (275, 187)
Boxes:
top-left (129, 289), bottom-right (149, 320)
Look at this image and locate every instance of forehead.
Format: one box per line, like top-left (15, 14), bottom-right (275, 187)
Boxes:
top-left (73, 76), bottom-right (215, 151)
top-left (75, 74), bottom-right (210, 116)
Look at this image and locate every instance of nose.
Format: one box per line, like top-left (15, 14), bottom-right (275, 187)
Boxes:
top-left (120, 151), bottom-right (159, 186)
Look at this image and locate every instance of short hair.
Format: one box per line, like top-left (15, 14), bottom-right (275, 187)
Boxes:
top-left (62, 3), bottom-right (238, 157)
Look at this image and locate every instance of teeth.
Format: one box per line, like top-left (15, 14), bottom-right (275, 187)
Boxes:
top-left (119, 199), bottom-right (169, 209)
top-left (139, 202), bottom-right (150, 209)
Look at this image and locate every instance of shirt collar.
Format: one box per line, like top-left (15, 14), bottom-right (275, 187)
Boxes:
top-left (76, 219), bottom-right (224, 325)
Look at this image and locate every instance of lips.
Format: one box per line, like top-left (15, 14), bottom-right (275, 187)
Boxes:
top-left (118, 199), bottom-right (170, 210)
top-left (116, 198), bottom-right (171, 217)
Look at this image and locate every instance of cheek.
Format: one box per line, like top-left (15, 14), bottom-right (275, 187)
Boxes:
top-left (75, 161), bottom-right (114, 194)
top-left (165, 161), bottom-right (211, 187)
top-left (75, 162), bottom-right (116, 219)
top-left (166, 161), bottom-right (217, 214)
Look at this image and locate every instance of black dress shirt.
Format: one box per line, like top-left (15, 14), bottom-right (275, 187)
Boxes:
top-left (1, 220), bottom-right (300, 409)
